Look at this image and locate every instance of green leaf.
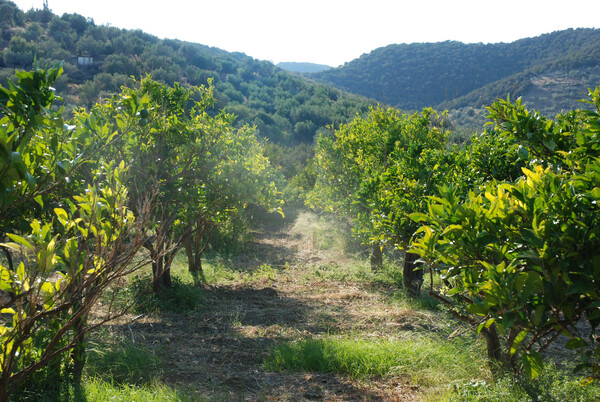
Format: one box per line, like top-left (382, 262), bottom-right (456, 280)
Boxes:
top-left (542, 138), bottom-right (556, 151)
top-left (477, 318), bottom-right (495, 334)
top-left (54, 208), bottom-right (69, 227)
top-left (510, 330), bottom-right (528, 355)
top-left (408, 212), bottom-right (429, 222)
top-left (522, 351), bottom-right (543, 379)
top-left (565, 337), bottom-right (587, 350)
top-left (517, 146), bottom-right (529, 160)
top-left (6, 234), bottom-right (32, 249)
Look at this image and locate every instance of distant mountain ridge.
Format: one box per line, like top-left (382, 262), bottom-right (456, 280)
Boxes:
top-left (310, 29), bottom-right (600, 114)
top-left (277, 62), bottom-right (332, 73)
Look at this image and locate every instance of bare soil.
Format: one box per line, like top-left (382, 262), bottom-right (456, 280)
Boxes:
top-left (96, 212), bottom-right (445, 401)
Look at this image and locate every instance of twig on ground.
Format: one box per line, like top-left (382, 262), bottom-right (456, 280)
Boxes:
top-left (128, 314), bottom-right (145, 343)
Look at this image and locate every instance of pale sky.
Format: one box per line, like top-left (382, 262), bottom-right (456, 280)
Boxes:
top-left (10, 0), bottom-right (600, 67)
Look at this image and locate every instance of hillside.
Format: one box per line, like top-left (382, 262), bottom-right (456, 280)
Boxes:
top-left (311, 29), bottom-right (600, 115)
top-left (0, 1), bottom-right (375, 145)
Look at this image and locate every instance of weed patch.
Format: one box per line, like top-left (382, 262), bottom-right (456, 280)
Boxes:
top-left (82, 377), bottom-right (191, 402)
top-left (447, 365), bottom-right (600, 401)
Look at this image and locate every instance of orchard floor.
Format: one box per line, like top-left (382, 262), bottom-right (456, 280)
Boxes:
top-left (91, 210), bottom-right (484, 401)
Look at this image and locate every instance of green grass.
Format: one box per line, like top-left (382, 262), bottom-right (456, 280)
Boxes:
top-left (11, 340), bottom-right (189, 401)
top-left (265, 335), bottom-right (488, 386)
top-left (86, 341), bottom-right (162, 385)
top-left (443, 365), bottom-right (600, 401)
top-left (83, 338), bottom-right (197, 401)
top-left (82, 378), bottom-right (192, 402)
top-left (12, 380), bottom-right (188, 402)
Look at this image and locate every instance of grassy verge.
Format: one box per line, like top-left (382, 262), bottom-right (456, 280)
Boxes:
top-left (265, 335), bottom-right (600, 401)
top-left (82, 378), bottom-right (190, 402)
top-left (265, 335), bottom-right (488, 387)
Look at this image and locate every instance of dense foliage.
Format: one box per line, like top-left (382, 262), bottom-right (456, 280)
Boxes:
top-left (309, 107), bottom-right (449, 292)
top-left (410, 91), bottom-right (600, 378)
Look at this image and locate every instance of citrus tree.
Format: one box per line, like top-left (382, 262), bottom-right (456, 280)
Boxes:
top-left (0, 65), bottom-right (154, 400)
top-left (309, 107), bottom-right (447, 294)
top-left (85, 77), bottom-right (283, 291)
top-left (410, 90), bottom-right (600, 378)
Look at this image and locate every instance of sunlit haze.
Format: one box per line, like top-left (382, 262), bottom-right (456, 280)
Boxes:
top-left (9, 0), bottom-right (600, 67)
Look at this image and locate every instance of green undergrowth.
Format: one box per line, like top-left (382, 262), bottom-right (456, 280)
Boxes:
top-left (200, 258), bottom-right (281, 285)
top-left (12, 380), bottom-right (187, 402)
top-left (83, 338), bottom-right (194, 401)
top-left (82, 378), bottom-right (191, 402)
top-left (86, 341), bottom-right (162, 385)
top-left (128, 275), bottom-right (205, 313)
top-left (265, 335), bottom-right (488, 387)
top-left (12, 340), bottom-right (191, 401)
top-left (81, 334), bottom-right (195, 401)
top-left (442, 365), bottom-right (600, 401)
top-left (265, 336), bottom-right (600, 400)
top-left (307, 257), bottom-right (402, 285)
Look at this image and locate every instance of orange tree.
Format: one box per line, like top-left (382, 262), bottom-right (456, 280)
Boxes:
top-left (411, 91), bottom-right (600, 378)
top-left (0, 65), bottom-right (154, 399)
top-left (309, 106), bottom-right (447, 294)
top-left (86, 77), bottom-right (283, 292)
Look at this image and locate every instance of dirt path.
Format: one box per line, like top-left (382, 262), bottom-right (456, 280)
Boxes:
top-left (105, 212), bottom-right (435, 400)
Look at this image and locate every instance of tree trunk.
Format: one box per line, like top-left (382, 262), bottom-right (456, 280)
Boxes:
top-left (70, 313), bottom-right (86, 386)
top-left (184, 218), bottom-right (214, 284)
top-left (152, 254), bottom-right (172, 294)
top-left (370, 243), bottom-right (383, 271)
top-left (146, 240), bottom-right (171, 295)
top-left (403, 251), bottom-right (423, 297)
top-left (184, 235), bottom-right (202, 274)
top-left (481, 323), bottom-right (506, 376)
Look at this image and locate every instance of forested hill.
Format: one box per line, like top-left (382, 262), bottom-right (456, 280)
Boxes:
top-left (0, 1), bottom-right (375, 144)
top-left (310, 29), bottom-right (600, 113)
